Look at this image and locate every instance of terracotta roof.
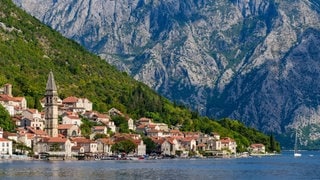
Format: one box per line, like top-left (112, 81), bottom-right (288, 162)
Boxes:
top-left (62, 96), bottom-right (78, 103)
top-left (0, 137), bottom-right (11, 142)
top-left (27, 127), bottom-right (47, 136)
top-left (13, 97), bottom-right (24, 102)
top-left (97, 114), bottom-right (108, 118)
top-left (98, 138), bottom-right (114, 145)
top-left (0, 94), bottom-right (12, 101)
top-left (58, 124), bottom-right (74, 129)
top-left (170, 129), bottom-right (181, 133)
top-left (180, 137), bottom-right (195, 142)
top-left (221, 137), bottom-right (235, 143)
top-left (93, 126), bottom-right (106, 131)
top-left (0, 95), bottom-right (25, 102)
top-left (71, 137), bottom-right (92, 143)
top-left (151, 137), bottom-right (165, 145)
top-left (3, 131), bottom-right (17, 138)
top-left (147, 129), bottom-right (162, 133)
top-left (42, 137), bottom-right (67, 143)
top-left (250, 144), bottom-right (265, 148)
top-left (133, 139), bottom-right (142, 145)
top-left (26, 133), bottom-right (35, 139)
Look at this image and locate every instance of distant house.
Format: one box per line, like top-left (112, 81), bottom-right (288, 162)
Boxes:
top-left (0, 84), bottom-right (27, 116)
top-left (62, 114), bottom-right (82, 126)
top-left (137, 117), bottom-right (152, 125)
top-left (146, 129), bottom-right (164, 137)
top-left (221, 137), bottom-right (237, 154)
top-left (0, 128), bottom-right (12, 155)
top-left (99, 121), bottom-right (116, 133)
top-left (36, 137), bottom-right (73, 157)
top-left (179, 137), bottom-right (197, 152)
top-left (169, 129), bottom-right (184, 139)
top-left (17, 127), bottom-right (48, 150)
top-left (94, 113), bottom-right (111, 123)
top-left (96, 138), bottom-right (114, 156)
top-left (108, 108), bottom-right (124, 117)
top-left (3, 131), bottom-right (18, 142)
top-left (206, 139), bottom-right (222, 151)
top-left (133, 139), bottom-right (146, 156)
top-left (58, 124), bottom-right (81, 137)
top-left (0, 94), bottom-right (27, 116)
top-left (92, 126), bottom-right (108, 135)
top-left (21, 109), bottom-right (45, 130)
top-left (127, 117), bottom-right (136, 131)
top-left (249, 143), bottom-right (266, 154)
top-left (62, 96), bottom-right (92, 113)
top-left (71, 137), bottom-right (97, 154)
top-left (161, 138), bottom-right (181, 156)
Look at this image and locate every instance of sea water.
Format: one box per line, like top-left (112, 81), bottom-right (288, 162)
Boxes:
top-left (0, 151), bottom-right (319, 180)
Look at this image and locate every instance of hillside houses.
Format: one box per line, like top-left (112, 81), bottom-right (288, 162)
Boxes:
top-left (0, 73), bottom-right (263, 160)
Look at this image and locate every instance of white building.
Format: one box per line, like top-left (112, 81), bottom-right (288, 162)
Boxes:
top-left (62, 115), bottom-right (82, 126)
top-left (0, 128), bottom-right (12, 155)
top-left (62, 96), bottom-right (92, 112)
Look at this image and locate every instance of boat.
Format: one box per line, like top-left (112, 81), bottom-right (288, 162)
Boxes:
top-left (294, 130), bottom-right (302, 157)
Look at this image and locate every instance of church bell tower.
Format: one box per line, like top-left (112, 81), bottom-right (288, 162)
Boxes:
top-left (45, 71), bottom-right (59, 137)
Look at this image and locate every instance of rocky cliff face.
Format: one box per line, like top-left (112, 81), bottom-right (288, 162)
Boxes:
top-left (13, 0), bottom-right (320, 141)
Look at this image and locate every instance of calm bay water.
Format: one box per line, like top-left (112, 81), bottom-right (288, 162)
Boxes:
top-left (0, 151), bottom-right (319, 180)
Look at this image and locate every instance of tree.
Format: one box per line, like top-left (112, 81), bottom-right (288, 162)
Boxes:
top-left (142, 136), bottom-right (157, 154)
top-left (112, 116), bottom-right (129, 133)
top-left (0, 104), bottom-right (15, 132)
top-left (111, 140), bottom-right (137, 154)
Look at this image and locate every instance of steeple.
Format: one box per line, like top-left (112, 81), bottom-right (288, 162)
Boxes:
top-left (44, 71), bottom-right (59, 137)
top-left (45, 71), bottom-right (58, 95)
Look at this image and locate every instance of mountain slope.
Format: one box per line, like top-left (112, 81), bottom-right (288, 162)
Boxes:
top-left (12, 0), bottom-right (320, 146)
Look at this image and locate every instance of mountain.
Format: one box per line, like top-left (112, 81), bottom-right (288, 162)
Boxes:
top-left (0, 0), bottom-right (281, 151)
top-left (12, 0), bottom-right (320, 147)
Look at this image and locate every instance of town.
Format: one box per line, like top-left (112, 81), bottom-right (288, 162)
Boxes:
top-left (0, 72), bottom-right (266, 160)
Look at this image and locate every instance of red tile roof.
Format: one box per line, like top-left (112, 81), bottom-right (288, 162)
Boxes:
top-left (42, 137), bottom-right (67, 143)
top-left (58, 124), bottom-right (74, 129)
top-left (0, 138), bottom-right (11, 142)
top-left (71, 137), bottom-right (92, 143)
top-left (62, 96), bottom-right (78, 103)
top-left (250, 143), bottom-right (265, 148)
top-left (93, 126), bottom-right (106, 131)
top-left (98, 138), bottom-right (114, 145)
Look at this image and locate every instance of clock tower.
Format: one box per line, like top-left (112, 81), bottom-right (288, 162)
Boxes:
top-left (45, 71), bottom-right (59, 137)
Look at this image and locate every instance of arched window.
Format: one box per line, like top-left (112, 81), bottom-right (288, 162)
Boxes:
top-left (72, 130), bottom-right (77, 136)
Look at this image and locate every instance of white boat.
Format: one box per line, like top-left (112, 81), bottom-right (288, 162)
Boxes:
top-left (294, 130), bottom-right (302, 157)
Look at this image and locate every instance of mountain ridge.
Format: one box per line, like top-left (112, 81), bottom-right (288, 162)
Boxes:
top-left (12, 0), bottom-right (320, 147)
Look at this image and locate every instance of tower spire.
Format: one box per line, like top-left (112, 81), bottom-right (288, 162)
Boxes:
top-left (46, 71), bottom-right (57, 93)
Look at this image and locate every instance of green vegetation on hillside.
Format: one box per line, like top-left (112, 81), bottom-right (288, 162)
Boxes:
top-left (0, 104), bottom-right (15, 132)
top-left (0, 0), bottom-right (280, 152)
